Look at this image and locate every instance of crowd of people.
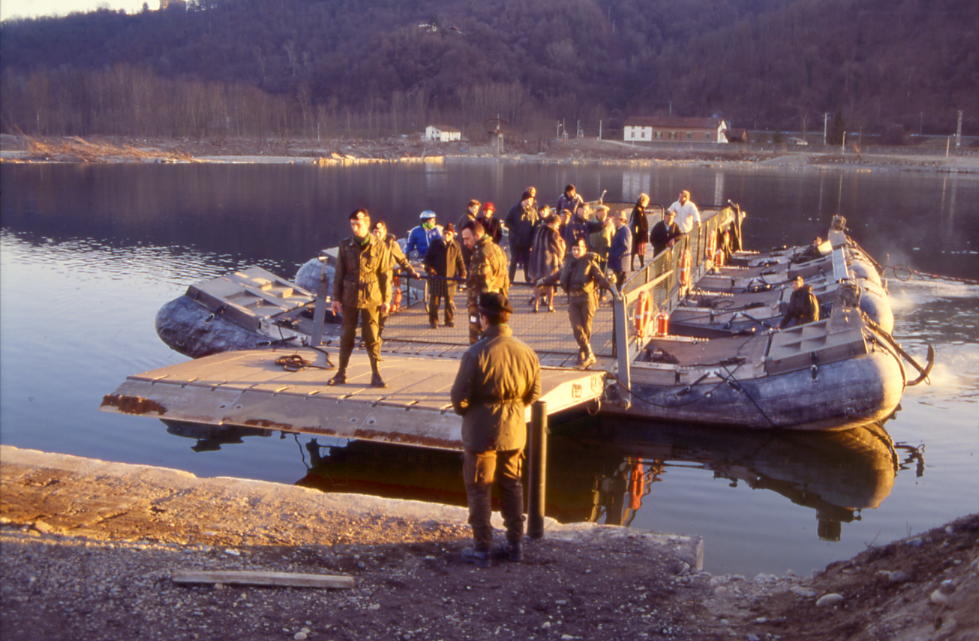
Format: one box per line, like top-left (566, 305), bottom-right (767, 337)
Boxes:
top-left (326, 187), bottom-right (704, 387)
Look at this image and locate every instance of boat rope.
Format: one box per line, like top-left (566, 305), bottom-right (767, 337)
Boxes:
top-left (718, 365), bottom-right (777, 428)
top-left (274, 350), bottom-right (335, 372)
top-left (861, 313), bottom-right (935, 386)
top-left (880, 263), bottom-right (979, 286)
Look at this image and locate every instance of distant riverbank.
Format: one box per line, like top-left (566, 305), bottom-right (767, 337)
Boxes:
top-left (2, 133), bottom-right (977, 175)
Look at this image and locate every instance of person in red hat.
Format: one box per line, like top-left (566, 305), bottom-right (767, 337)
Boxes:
top-left (478, 201), bottom-right (503, 244)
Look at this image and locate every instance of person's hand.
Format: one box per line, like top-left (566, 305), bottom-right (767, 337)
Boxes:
top-left (379, 302), bottom-right (390, 315)
top-left (331, 300), bottom-right (341, 316)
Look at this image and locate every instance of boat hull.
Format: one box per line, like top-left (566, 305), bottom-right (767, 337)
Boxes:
top-left (615, 349), bottom-right (904, 430)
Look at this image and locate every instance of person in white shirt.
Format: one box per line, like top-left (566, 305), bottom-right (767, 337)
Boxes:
top-left (667, 190), bottom-right (701, 234)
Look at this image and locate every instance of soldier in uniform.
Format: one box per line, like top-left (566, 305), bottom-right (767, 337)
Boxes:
top-left (460, 220), bottom-right (510, 344)
top-left (450, 292), bottom-right (541, 567)
top-left (539, 237), bottom-right (615, 369)
top-left (372, 219), bottom-right (420, 338)
top-left (779, 276), bottom-right (820, 329)
top-left (329, 209), bottom-right (390, 388)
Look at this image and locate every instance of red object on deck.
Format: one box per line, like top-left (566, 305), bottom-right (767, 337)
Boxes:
top-left (656, 311), bottom-right (669, 336)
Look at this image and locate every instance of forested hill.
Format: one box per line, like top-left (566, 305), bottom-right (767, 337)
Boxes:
top-left (1, 0), bottom-right (975, 139)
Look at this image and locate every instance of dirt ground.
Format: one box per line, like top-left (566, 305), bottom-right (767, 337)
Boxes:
top-left (2, 133), bottom-right (977, 174)
top-left (1, 446), bottom-right (976, 641)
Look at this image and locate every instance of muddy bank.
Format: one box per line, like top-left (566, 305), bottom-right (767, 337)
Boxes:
top-left (1, 445), bottom-right (976, 641)
top-left (2, 134), bottom-right (977, 174)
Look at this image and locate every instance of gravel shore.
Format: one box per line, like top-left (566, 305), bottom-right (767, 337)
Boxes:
top-left (1, 445), bottom-right (976, 640)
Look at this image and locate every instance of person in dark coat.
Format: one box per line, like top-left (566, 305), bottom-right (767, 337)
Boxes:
top-left (779, 276), bottom-right (820, 328)
top-left (608, 210), bottom-right (632, 290)
top-left (457, 199), bottom-right (481, 267)
top-left (329, 209), bottom-right (390, 388)
top-left (555, 183), bottom-right (585, 216)
top-left (478, 202), bottom-right (504, 244)
top-left (451, 292), bottom-right (541, 567)
top-left (527, 211), bottom-right (565, 312)
top-left (649, 209), bottom-right (681, 256)
top-left (423, 223), bottom-right (466, 328)
top-left (629, 193), bottom-right (650, 270)
top-left (504, 191), bottom-right (539, 283)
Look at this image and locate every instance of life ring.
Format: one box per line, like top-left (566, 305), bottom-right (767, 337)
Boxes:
top-left (678, 249), bottom-right (692, 288)
top-left (634, 291), bottom-right (653, 338)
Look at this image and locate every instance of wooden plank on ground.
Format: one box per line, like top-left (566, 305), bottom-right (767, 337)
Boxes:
top-left (172, 570), bottom-right (354, 589)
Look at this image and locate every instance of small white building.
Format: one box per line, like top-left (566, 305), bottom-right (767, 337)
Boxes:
top-left (624, 116), bottom-right (728, 144)
top-left (424, 125), bottom-right (462, 143)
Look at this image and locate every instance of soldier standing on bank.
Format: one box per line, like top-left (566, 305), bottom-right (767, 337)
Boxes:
top-left (328, 209), bottom-right (390, 388)
top-left (450, 292), bottom-right (541, 567)
top-left (460, 220), bottom-right (509, 344)
top-left (539, 237), bottom-right (616, 369)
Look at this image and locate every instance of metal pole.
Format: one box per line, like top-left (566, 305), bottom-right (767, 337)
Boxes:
top-left (841, 131), bottom-right (847, 155)
top-left (309, 256), bottom-right (329, 347)
top-left (526, 400), bottom-right (548, 539)
top-left (823, 112), bottom-right (829, 145)
top-left (955, 110), bottom-right (963, 149)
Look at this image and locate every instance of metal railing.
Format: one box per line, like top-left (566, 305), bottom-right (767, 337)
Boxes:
top-left (611, 204), bottom-right (743, 389)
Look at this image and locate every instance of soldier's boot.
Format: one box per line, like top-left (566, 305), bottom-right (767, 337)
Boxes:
top-left (581, 351), bottom-right (597, 370)
top-left (328, 353), bottom-right (350, 385)
top-left (369, 358), bottom-right (386, 388)
top-left (461, 547), bottom-right (491, 569)
top-left (492, 540), bottom-right (521, 563)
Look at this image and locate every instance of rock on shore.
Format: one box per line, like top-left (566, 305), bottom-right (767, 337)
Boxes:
top-left (1, 445), bottom-right (976, 641)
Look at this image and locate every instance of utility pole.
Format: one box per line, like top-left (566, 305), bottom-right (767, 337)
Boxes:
top-left (823, 112), bottom-right (830, 145)
top-left (598, 119), bottom-right (603, 140)
top-left (556, 121), bottom-right (561, 139)
top-left (841, 131), bottom-right (847, 155)
top-left (955, 110), bottom-right (963, 149)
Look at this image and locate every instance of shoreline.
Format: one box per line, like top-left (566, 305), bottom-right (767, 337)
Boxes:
top-left (1, 444), bottom-right (976, 640)
top-left (2, 133), bottom-right (977, 175)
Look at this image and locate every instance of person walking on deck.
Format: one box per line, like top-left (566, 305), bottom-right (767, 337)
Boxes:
top-left (667, 190), bottom-right (701, 235)
top-left (505, 190), bottom-right (539, 283)
top-left (423, 223), bottom-right (466, 328)
top-left (629, 193), bottom-right (650, 270)
top-left (451, 292), bottom-right (541, 568)
top-left (461, 220), bottom-right (510, 344)
top-left (372, 219), bottom-right (420, 338)
top-left (538, 237), bottom-right (615, 369)
top-left (650, 209), bottom-right (681, 256)
top-left (329, 209), bottom-right (390, 388)
top-left (609, 210), bottom-right (632, 290)
top-left (527, 211), bottom-right (565, 313)
top-left (405, 210), bottom-right (442, 259)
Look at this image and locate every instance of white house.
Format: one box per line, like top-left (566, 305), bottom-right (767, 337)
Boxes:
top-left (424, 125), bottom-right (462, 143)
top-left (623, 116), bottom-right (728, 143)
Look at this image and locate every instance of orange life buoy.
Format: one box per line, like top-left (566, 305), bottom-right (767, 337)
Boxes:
top-left (634, 291), bottom-right (653, 338)
top-left (678, 249), bottom-right (692, 288)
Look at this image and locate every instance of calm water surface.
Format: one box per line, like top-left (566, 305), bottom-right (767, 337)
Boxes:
top-left (2, 161), bottom-right (977, 575)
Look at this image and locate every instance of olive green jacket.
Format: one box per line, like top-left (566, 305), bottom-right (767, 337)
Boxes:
top-left (541, 252), bottom-right (611, 297)
top-left (379, 233), bottom-right (415, 276)
top-left (466, 235), bottom-right (509, 304)
top-left (333, 234), bottom-right (390, 309)
top-left (451, 324), bottom-right (541, 452)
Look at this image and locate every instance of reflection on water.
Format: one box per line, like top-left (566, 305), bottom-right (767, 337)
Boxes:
top-left (162, 416), bottom-right (918, 544)
top-left (2, 161), bottom-right (977, 575)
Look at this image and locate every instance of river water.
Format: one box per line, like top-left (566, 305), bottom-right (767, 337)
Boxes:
top-left (2, 160), bottom-right (977, 575)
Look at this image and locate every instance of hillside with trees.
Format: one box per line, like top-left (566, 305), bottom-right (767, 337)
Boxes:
top-left (1, 0), bottom-right (975, 141)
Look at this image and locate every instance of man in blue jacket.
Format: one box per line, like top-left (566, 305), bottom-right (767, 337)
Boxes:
top-left (405, 210), bottom-right (443, 258)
